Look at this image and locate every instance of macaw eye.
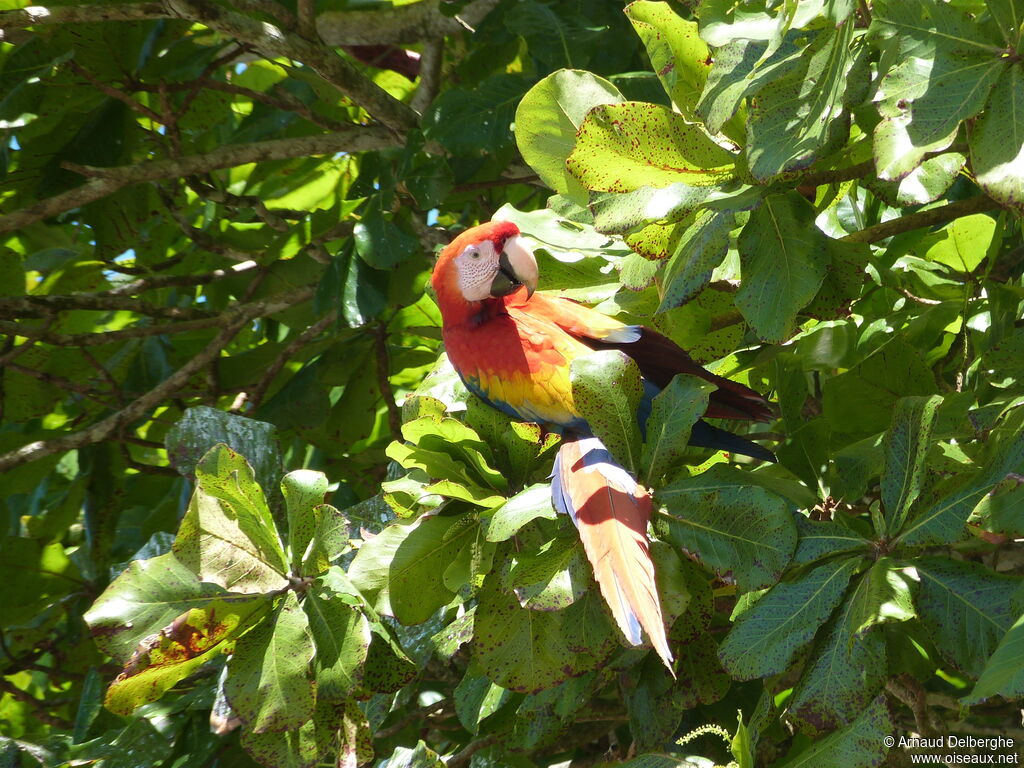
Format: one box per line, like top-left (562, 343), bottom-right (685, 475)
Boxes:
top-left (465, 246), bottom-right (481, 260)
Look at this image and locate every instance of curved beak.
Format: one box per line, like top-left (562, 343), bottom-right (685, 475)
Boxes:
top-left (490, 235), bottom-right (538, 298)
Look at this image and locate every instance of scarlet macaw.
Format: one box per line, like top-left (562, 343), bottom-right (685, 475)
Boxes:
top-left (431, 220), bottom-right (773, 671)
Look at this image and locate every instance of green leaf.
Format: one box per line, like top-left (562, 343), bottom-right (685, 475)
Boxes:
top-left (301, 504), bottom-right (351, 577)
top-left (514, 69), bottom-right (623, 202)
top-left (971, 65), bottom-right (1024, 213)
top-left (898, 413), bottom-right (1024, 545)
top-left (924, 213), bottom-right (997, 274)
top-left (240, 698), bottom-right (344, 768)
top-left (823, 338), bottom-right (938, 435)
top-left (473, 576), bottom-right (616, 693)
top-left (454, 671), bottom-right (510, 733)
top-left (988, 0), bottom-right (1024, 46)
top-left (225, 591), bottom-right (316, 733)
top-left (745, 24), bottom-right (856, 180)
top-left (964, 612), bottom-right (1024, 704)
top-left (353, 202), bottom-right (416, 270)
top-left (282, 469), bottom-right (328, 574)
top-left (173, 444), bottom-right (289, 593)
top-left (873, 113), bottom-right (958, 181)
top-left (506, 534), bottom-right (588, 611)
top-left (305, 575), bottom-right (371, 700)
top-left (657, 210), bottom-right (735, 312)
top-left (486, 484), bottom-right (558, 542)
top-left (788, 571), bottom-right (887, 736)
top-left (872, 0), bottom-right (1006, 144)
top-left (570, 350), bottom-right (644, 473)
top-left (423, 73), bottom-right (528, 155)
top-left (880, 395), bottom-right (943, 536)
top-left (735, 193), bottom-right (830, 343)
top-left (718, 558), bottom-right (858, 680)
top-left (348, 514), bottom-right (479, 624)
top-left (865, 151), bottom-right (966, 205)
top-left (792, 516), bottom-right (871, 568)
top-left (165, 406), bottom-right (280, 494)
top-left (105, 597), bottom-right (269, 716)
top-left (913, 556), bottom-right (1021, 677)
top-left (625, 2), bottom-right (710, 119)
top-left (776, 695), bottom-right (892, 768)
top-left (641, 374), bottom-right (715, 485)
top-left (376, 741), bottom-right (445, 768)
top-left (84, 552), bottom-right (231, 664)
top-left (656, 465), bottom-right (797, 592)
top-left (845, 557), bottom-right (916, 635)
top-left (566, 102), bottom-right (736, 193)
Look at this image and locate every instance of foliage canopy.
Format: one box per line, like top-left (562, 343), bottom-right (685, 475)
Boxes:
top-left (1, 0), bottom-right (1024, 767)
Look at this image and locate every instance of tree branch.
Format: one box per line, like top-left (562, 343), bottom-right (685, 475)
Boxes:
top-left (410, 39), bottom-right (444, 115)
top-left (238, 309), bottom-right (338, 412)
top-left (0, 128), bottom-right (398, 235)
top-left (105, 260), bottom-right (260, 296)
top-left (841, 195), bottom-right (1000, 244)
top-left (0, 316), bottom-right (228, 347)
top-left (0, 294), bottom-right (214, 320)
top-left (0, 0), bottom-right (501, 45)
top-left (0, 285), bottom-right (315, 472)
top-left (315, 0), bottom-right (500, 45)
top-left (163, 0), bottom-right (418, 134)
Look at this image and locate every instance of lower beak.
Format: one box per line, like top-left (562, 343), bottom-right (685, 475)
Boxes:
top-left (490, 235), bottom-right (538, 298)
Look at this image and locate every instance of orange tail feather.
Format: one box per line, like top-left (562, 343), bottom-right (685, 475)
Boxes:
top-left (553, 437), bottom-right (673, 672)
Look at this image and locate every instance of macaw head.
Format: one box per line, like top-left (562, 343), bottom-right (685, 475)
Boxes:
top-left (432, 220), bottom-right (539, 304)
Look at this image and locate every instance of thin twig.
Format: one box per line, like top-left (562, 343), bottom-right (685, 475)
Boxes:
top-left (66, 60), bottom-right (163, 123)
top-left (0, 679), bottom-right (73, 730)
top-left (446, 735), bottom-right (499, 768)
top-left (105, 261), bottom-right (260, 296)
top-left (0, 285), bottom-right (315, 472)
top-left (4, 362), bottom-right (118, 408)
top-left (240, 310), bottom-right (338, 412)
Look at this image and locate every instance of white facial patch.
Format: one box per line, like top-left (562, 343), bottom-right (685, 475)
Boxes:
top-left (456, 239), bottom-right (499, 301)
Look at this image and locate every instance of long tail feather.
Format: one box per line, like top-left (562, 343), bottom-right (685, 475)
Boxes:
top-left (690, 420), bottom-right (777, 463)
top-left (552, 436), bottom-right (674, 672)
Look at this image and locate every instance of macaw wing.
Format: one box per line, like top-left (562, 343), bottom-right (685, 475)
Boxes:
top-left (522, 294), bottom-right (772, 423)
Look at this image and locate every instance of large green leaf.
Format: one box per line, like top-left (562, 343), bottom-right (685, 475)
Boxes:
top-left (225, 591), bottom-right (316, 733)
top-left (423, 73), bottom-right (529, 154)
top-left (746, 23), bottom-right (856, 180)
top-left (570, 350), bottom-right (644, 473)
top-left (514, 69), bottom-right (623, 202)
top-left (898, 413), bottom-right (1024, 545)
top-left (735, 193), bottom-right (830, 343)
top-left (880, 395), bottom-right (942, 536)
top-left (844, 557), bottom-right (916, 636)
top-left (625, 2), bottom-right (710, 119)
top-left (822, 338), bottom-right (938, 435)
top-left (566, 102), bottom-right (736, 192)
top-left (913, 556), bottom-right (1021, 678)
top-left (718, 558), bottom-right (858, 680)
top-left (282, 469), bottom-right (329, 574)
top-left (305, 572), bottom-right (371, 700)
top-left (966, 66), bottom-right (1024, 215)
top-left (505, 534), bottom-right (588, 611)
top-left (472, 576), bottom-right (615, 693)
top-left (173, 445), bottom-right (289, 593)
top-left (84, 552), bottom-right (230, 664)
top-left (964, 612), bottom-right (1024, 704)
top-left (791, 516), bottom-right (871, 568)
top-left (347, 514), bottom-right (479, 624)
top-left (776, 695), bottom-right (891, 768)
top-left (485, 484), bottom-right (558, 543)
top-left (656, 465), bottom-right (797, 592)
top-left (657, 210), bottom-right (735, 313)
top-left (640, 374), bottom-right (714, 485)
top-left (787, 570), bottom-right (887, 736)
top-left (872, 0), bottom-right (1007, 158)
top-left (105, 597), bottom-right (269, 716)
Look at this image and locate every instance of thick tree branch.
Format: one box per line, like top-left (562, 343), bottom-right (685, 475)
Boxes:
top-left (0, 285), bottom-right (314, 472)
top-left (163, 0), bottom-right (418, 133)
top-left (841, 195), bottom-right (1000, 244)
top-left (316, 0), bottom-right (500, 45)
top-left (0, 0), bottom-right (500, 45)
top-left (0, 294), bottom-right (213, 320)
top-left (0, 128), bottom-right (398, 235)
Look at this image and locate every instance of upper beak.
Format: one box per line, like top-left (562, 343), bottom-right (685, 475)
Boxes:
top-left (490, 235), bottom-right (538, 298)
